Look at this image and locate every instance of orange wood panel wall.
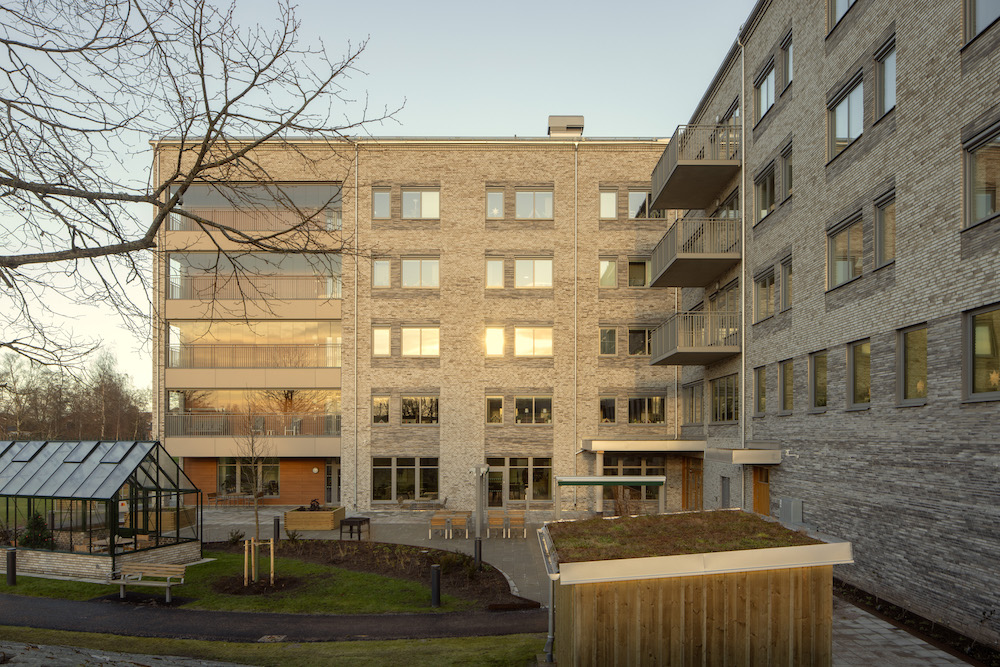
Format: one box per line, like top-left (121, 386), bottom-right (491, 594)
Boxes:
top-left (182, 457), bottom-right (327, 506)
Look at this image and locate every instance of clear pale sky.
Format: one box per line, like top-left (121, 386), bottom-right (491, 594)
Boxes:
top-left (100, 0), bottom-right (756, 392)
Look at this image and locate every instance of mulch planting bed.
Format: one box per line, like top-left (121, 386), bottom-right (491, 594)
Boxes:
top-left (206, 540), bottom-right (539, 611)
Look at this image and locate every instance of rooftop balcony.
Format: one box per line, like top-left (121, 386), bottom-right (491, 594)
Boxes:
top-left (650, 218), bottom-right (741, 288)
top-left (165, 413), bottom-right (341, 437)
top-left (651, 124), bottom-right (741, 210)
top-left (167, 344), bottom-right (342, 369)
top-left (168, 275), bottom-right (342, 300)
top-left (650, 311), bottom-right (740, 366)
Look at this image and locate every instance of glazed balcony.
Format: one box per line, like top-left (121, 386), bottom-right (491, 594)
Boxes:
top-left (167, 274), bottom-right (342, 300)
top-left (168, 208), bottom-right (342, 232)
top-left (650, 311), bottom-right (740, 366)
top-left (651, 124), bottom-right (741, 210)
top-left (165, 412), bottom-right (342, 437)
top-left (167, 344), bottom-right (342, 369)
top-left (650, 218), bottom-right (741, 288)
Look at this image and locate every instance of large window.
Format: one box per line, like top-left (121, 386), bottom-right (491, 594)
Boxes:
top-left (515, 258), bottom-right (553, 288)
top-left (515, 190), bottom-right (553, 219)
top-left (600, 327), bottom-right (617, 355)
top-left (829, 219), bottom-right (863, 288)
top-left (514, 396), bottom-right (552, 424)
top-left (682, 383), bottom-right (703, 424)
top-left (600, 190), bottom-right (617, 219)
top-left (878, 42), bottom-right (896, 116)
top-left (900, 326), bottom-right (928, 402)
top-left (218, 458), bottom-right (279, 497)
top-left (599, 259), bottom-right (617, 288)
top-left (603, 454), bottom-right (666, 501)
top-left (754, 366), bottom-right (767, 414)
top-left (628, 328), bottom-right (652, 356)
top-left (600, 397), bottom-right (616, 423)
top-left (372, 396), bottom-right (389, 424)
top-left (811, 351), bottom-right (828, 409)
top-left (167, 320), bottom-right (342, 369)
top-left (831, 0), bottom-right (858, 27)
top-left (628, 396), bottom-right (664, 424)
top-left (401, 258), bottom-right (439, 288)
top-left (485, 326), bottom-right (505, 356)
top-left (830, 80), bottom-right (864, 158)
top-left (167, 252), bottom-right (341, 300)
top-left (401, 327), bottom-right (440, 356)
top-left (401, 396), bottom-right (439, 424)
top-left (849, 340), bottom-right (871, 407)
top-left (372, 457), bottom-right (439, 502)
top-left (166, 389), bottom-right (340, 437)
top-left (514, 327), bottom-right (553, 356)
top-left (780, 360), bottom-right (794, 412)
top-left (711, 374), bottom-right (739, 422)
top-left (756, 65), bottom-right (775, 121)
top-left (486, 396), bottom-right (504, 424)
top-left (401, 189), bottom-right (440, 219)
top-left (756, 166), bottom-right (775, 222)
top-left (876, 196), bottom-right (896, 266)
top-left (755, 271), bottom-right (775, 322)
top-left (486, 189), bottom-right (504, 219)
top-left (969, 305), bottom-right (1000, 397)
top-left (967, 128), bottom-right (999, 226)
top-left (969, 0), bottom-right (1000, 37)
top-left (372, 188), bottom-right (390, 219)
top-left (628, 191), bottom-right (658, 218)
top-left (487, 456), bottom-right (552, 506)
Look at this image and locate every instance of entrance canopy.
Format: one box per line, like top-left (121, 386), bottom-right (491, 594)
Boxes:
top-left (554, 475), bottom-right (667, 518)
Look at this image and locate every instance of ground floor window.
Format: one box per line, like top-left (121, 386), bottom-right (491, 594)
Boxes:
top-left (602, 454), bottom-right (665, 501)
top-left (487, 456), bottom-right (552, 506)
top-left (218, 457), bottom-right (279, 497)
top-left (372, 457), bottom-right (439, 502)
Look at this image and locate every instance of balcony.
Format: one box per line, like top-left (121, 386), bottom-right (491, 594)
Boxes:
top-left (165, 413), bottom-right (341, 437)
top-left (167, 344), bottom-right (342, 369)
top-left (169, 208), bottom-right (342, 232)
top-left (651, 124), bottom-right (741, 210)
top-left (650, 218), bottom-right (741, 288)
top-left (168, 275), bottom-right (342, 300)
top-left (650, 311), bottom-right (740, 366)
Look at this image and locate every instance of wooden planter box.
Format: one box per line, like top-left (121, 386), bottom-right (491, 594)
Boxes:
top-left (541, 519), bottom-right (853, 666)
top-left (283, 506), bottom-right (345, 531)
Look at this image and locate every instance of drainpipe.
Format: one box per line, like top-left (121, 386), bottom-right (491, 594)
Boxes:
top-left (738, 31), bottom-right (748, 510)
top-left (354, 143), bottom-right (359, 512)
top-left (573, 142), bottom-right (579, 510)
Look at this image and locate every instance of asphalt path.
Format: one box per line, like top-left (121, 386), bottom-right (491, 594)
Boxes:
top-left (0, 593), bottom-right (547, 642)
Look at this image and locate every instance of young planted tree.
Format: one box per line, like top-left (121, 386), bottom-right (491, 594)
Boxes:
top-left (233, 392), bottom-right (274, 582)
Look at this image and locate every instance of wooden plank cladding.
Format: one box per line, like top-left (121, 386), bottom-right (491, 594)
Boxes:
top-left (555, 564), bottom-right (834, 666)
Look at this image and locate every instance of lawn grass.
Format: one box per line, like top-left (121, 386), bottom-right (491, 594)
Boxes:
top-left (0, 626), bottom-right (546, 666)
top-left (0, 550), bottom-right (472, 614)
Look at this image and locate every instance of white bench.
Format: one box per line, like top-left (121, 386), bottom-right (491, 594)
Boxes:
top-left (108, 563), bottom-right (186, 603)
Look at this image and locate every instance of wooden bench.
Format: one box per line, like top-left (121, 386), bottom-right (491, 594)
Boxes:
top-left (108, 563), bottom-right (186, 603)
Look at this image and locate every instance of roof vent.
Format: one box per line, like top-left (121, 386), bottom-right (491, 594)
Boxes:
top-left (548, 115), bottom-right (584, 137)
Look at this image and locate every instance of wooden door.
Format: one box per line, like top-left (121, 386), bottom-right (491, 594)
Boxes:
top-left (682, 457), bottom-right (703, 510)
top-left (753, 466), bottom-right (771, 515)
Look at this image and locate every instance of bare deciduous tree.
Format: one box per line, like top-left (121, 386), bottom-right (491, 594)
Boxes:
top-left (0, 0), bottom-right (396, 366)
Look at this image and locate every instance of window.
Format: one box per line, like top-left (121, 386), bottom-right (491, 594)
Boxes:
top-left (372, 396), bottom-right (389, 424)
top-left (900, 326), bottom-right (927, 402)
top-left (716, 188), bottom-right (740, 220)
top-left (711, 374), bottom-right (739, 422)
top-left (372, 457), bottom-right (438, 502)
top-left (969, 305), bottom-right (1000, 397)
top-left (780, 259), bottom-right (793, 311)
top-left (783, 34), bottom-right (793, 86)
top-left (629, 396), bottom-right (664, 424)
top-left (401, 396), bottom-right (439, 424)
top-left (782, 147), bottom-right (793, 199)
top-left (401, 327), bottom-right (439, 356)
top-left (755, 271), bottom-right (775, 322)
top-left (372, 327), bottom-right (390, 356)
top-left (401, 189), bottom-right (439, 219)
top-left (514, 396), bottom-right (552, 424)
top-left (878, 43), bottom-right (896, 116)
top-left (627, 259), bottom-right (651, 287)
top-left (599, 259), bottom-right (617, 288)
top-left (599, 397), bottom-right (616, 423)
top-left (754, 366), bottom-right (767, 414)
top-left (811, 351), bottom-right (828, 408)
top-left (682, 383), bottom-right (703, 424)
top-left (600, 190), bottom-right (617, 219)
top-left (849, 340), bottom-right (871, 407)
top-left (602, 454), bottom-right (666, 501)
top-left (780, 360), bottom-right (794, 412)
top-left (486, 396), bottom-right (503, 424)
top-left (755, 166), bottom-right (775, 221)
top-left (831, 80), bottom-right (864, 158)
top-left (969, 0), bottom-right (1000, 37)
top-left (486, 456), bottom-right (552, 503)
top-left (515, 258), bottom-right (553, 288)
top-left (599, 327), bottom-right (617, 355)
top-left (486, 258), bottom-right (504, 288)
top-left (628, 328), bottom-right (652, 356)
top-left (876, 196), bottom-right (896, 266)
top-left (756, 65), bottom-right (775, 121)
top-left (967, 128), bottom-right (999, 226)
top-left (828, 218), bottom-right (862, 288)
top-left (486, 189), bottom-right (504, 219)
top-left (401, 258), bottom-right (439, 288)
top-left (373, 259), bottom-right (390, 288)
top-left (515, 190), bottom-right (553, 219)
top-left (485, 326), bottom-right (505, 356)
top-left (218, 458), bottom-right (279, 497)
top-left (372, 188), bottom-right (390, 219)
top-left (514, 327), bottom-right (553, 356)
top-left (831, 0), bottom-right (858, 27)
top-left (628, 191), bottom-right (655, 219)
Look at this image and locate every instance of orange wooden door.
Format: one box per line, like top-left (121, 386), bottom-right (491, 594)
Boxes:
top-left (682, 457), bottom-right (703, 510)
top-left (753, 466), bottom-right (771, 515)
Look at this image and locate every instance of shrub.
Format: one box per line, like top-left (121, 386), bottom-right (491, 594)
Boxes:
top-left (285, 529), bottom-right (301, 543)
top-left (308, 498), bottom-right (322, 511)
top-left (227, 529), bottom-right (246, 545)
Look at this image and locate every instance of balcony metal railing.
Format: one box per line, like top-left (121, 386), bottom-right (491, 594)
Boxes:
top-left (168, 208), bottom-right (342, 232)
top-left (653, 311), bottom-right (740, 355)
top-left (167, 344), bottom-right (342, 368)
top-left (652, 218), bottom-right (740, 269)
top-left (651, 124), bottom-right (741, 210)
top-left (165, 413), bottom-right (342, 437)
top-left (168, 274), bottom-right (342, 300)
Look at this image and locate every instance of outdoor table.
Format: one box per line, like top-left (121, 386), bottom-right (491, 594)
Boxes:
top-left (339, 516), bottom-right (370, 540)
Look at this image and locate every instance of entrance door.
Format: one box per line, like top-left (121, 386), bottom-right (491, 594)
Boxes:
top-left (753, 467), bottom-right (770, 515)
top-left (487, 465), bottom-right (505, 508)
top-left (682, 457), bottom-right (703, 510)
